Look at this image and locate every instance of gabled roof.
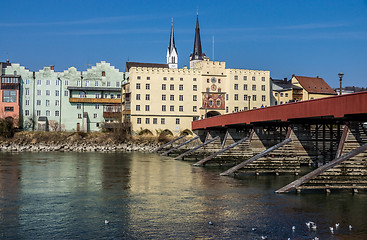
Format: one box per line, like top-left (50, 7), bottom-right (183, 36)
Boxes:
top-left (271, 78), bottom-right (302, 90)
top-left (294, 76), bottom-right (337, 95)
top-left (125, 62), bottom-right (169, 72)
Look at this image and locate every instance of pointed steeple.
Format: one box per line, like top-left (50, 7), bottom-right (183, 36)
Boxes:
top-left (190, 13), bottom-right (206, 69)
top-left (167, 19), bottom-right (178, 69)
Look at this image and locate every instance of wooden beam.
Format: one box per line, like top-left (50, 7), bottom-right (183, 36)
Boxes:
top-left (160, 136), bottom-right (199, 156)
top-left (335, 124), bottom-right (349, 158)
top-left (275, 142), bottom-right (367, 193)
top-left (220, 137), bottom-right (292, 176)
top-left (174, 136), bottom-right (220, 160)
top-left (193, 130), bottom-right (254, 166)
top-left (152, 135), bottom-right (185, 153)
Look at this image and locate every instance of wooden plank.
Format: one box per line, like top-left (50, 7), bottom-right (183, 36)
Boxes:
top-left (174, 136), bottom-right (220, 160)
top-left (335, 124), bottom-right (349, 158)
top-left (160, 136), bottom-right (199, 156)
top-left (193, 130), bottom-right (254, 166)
top-left (152, 135), bottom-right (185, 153)
top-left (275, 143), bottom-right (367, 193)
top-left (220, 137), bottom-right (292, 176)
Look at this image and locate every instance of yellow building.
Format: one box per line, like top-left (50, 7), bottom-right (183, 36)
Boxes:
top-left (122, 15), bottom-right (270, 135)
top-left (271, 75), bottom-right (337, 105)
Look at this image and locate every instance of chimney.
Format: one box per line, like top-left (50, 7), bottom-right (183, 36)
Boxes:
top-left (316, 76), bottom-right (319, 78)
top-left (33, 72), bottom-right (35, 79)
top-left (6, 59), bottom-right (9, 63)
top-left (283, 77), bottom-right (287, 82)
top-left (50, 65), bottom-right (55, 71)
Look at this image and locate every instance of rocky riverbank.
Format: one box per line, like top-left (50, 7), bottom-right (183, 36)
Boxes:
top-left (0, 132), bottom-right (166, 153)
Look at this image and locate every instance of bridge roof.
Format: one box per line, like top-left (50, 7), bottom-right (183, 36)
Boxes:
top-left (192, 91), bottom-right (367, 130)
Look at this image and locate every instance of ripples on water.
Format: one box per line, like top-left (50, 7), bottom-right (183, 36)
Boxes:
top-left (0, 152), bottom-right (366, 239)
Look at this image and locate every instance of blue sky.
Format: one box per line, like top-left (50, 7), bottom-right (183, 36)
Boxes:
top-left (1, 0), bottom-right (367, 87)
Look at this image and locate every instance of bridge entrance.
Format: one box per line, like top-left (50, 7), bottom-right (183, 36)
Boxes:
top-left (205, 111), bottom-right (221, 118)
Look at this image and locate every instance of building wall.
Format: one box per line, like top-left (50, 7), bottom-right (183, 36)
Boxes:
top-left (291, 76), bottom-right (337, 101)
top-left (0, 76), bottom-right (20, 124)
top-left (273, 89), bottom-right (293, 105)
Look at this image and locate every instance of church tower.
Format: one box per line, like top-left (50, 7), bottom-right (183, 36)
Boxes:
top-left (167, 19), bottom-right (178, 69)
top-left (190, 13), bottom-right (206, 69)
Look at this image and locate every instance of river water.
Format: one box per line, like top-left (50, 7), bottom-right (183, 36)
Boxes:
top-left (0, 152), bottom-right (366, 240)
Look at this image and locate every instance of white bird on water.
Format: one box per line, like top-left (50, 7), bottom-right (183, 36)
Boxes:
top-left (335, 223), bottom-right (340, 229)
top-left (208, 221), bottom-right (213, 225)
top-left (292, 226), bottom-right (295, 231)
top-left (349, 225), bottom-right (353, 230)
top-left (252, 227), bottom-right (257, 231)
top-left (329, 226), bottom-right (334, 234)
top-left (261, 236), bottom-right (267, 239)
top-left (104, 220), bottom-right (110, 224)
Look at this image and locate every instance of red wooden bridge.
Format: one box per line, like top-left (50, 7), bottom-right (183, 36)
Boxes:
top-left (192, 91), bottom-right (367, 130)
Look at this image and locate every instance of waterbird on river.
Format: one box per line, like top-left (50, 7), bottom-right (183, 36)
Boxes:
top-left (349, 225), bottom-right (353, 230)
top-left (104, 220), bottom-right (110, 224)
top-left (292, 226), bottom-right (295, 231)
top-left (208, 221), bottom-right (213, 225)
top-left (329, 226), bottom-right (334, 234)
top-left (335, 223), bottom-right (340, 229)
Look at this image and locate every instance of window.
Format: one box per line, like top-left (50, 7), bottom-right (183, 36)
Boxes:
top-left (162, 105), bottom-right (166, 111)
top-left (193, 106), bottom-right (197, 112)
top-left (179, 85), bottom-right (183, 90)
top-left (55, 100), bottom-right (59, 106)
top-left (45, 80), bottom-right (50, 85)
top-left (96, 93), bottom-right (100, 98)
top-left (46, 100), bottom-right (50, 106)
top-left (252, 85), bottom-right (256, 91)
top-left (136, 83), bottom-right (141, 89)
top-left (25, 89), bottom-right (30, 96)
top-left (226, 107), bottom-right (228, 113)
top-left (162, 94), bottom-right (166, 101)
top-left (262, 77), bottom-right (265, 81)
top-left (179, 95), bottom-right (183, 101)
top-left (234, 94), bottom-right (238, 100)
top-left (216, 100), bottom-right (221, 106)
top-left (280, 93), bottom-right (284, 97)
top-left (161, 118), bottom-right (165, 124)
top-left (244, 107), bottom-right (248, 110)
top-left (170, 95), bottom-right (174, 101)
top-left (145, 105), bottom-right (150, 111)
top-left (179, 106), bottom-right (183, 112)
top-left (117, 94), bottom-right (121, 99)
top-left (170, 105), bottom-right (174, 111)
top-left (137, 76), bottom-right (141, 80)
top-left (235, 107), bottom-right (239, 112)
top-left (244, 76), bottom-right (247, 81)
top-left (107, 82), bottom-right (111, 87)
top-left (146, 76), bottom-right (150, 80)
top-left (26, 79), bottom-right (30, 84)
top-left (37, 90), bottom-right (41, 96)
top-left (275, 92), bottom-right (278, 96)
top-left (180, 78), bottom-right (183, 81)
top-left (46, 110), bottom-right (50, 116)
top-left (94, 113), bottom-right (97, 118)
top-left (176, 118), bottom-right (180, 124)
top-left (218, 88), bottom-right (221, 92)
top-left (4, 107), bottom-right (14, 112)
top-left (207, 79), bottom-right (210, 83)
top-left (37, 100), bottom-right (41, 106)
top-left (170, 84), bottom-right (174, 90)
top-left (226, 94), bottom-right (228, 100)
top-left (252, 76), bottom-right (256, 81)
top-left (65, 91), bottom-right (69, 96)
top-left (77, 104), bottom-right (81, 109)
top-left (163, 77), bottom-right (167, 81)
top-left (136, 94), bottom-right (140, 100)
top-left (145, 94), bottom-right (150, 100)
top-left (137, 118), bottom-right (141, 124)
top-left (95, 104), bottom-right (100, 109)
top-left (102, 71), bottom-right (106, 77)
top-left (261, 85), bottom-right (265, 91)
top-left (145, 118), bottom-right (150, 124)
top-left (26, 100), bottom-right (30, 106)
top-left (116, 82), bottom-right (120, 87)
top-left (25, 110), bottom-right (30, 116)
top-left (37, 110), bottom-right (41, 116)
top-left (170, 77), bottom-right (174, 81)
top-left (80, 92), bottom-right (86, 98)
top-left (55, 90), bottom-right (60, 96)
top-left (2, 90), bottom-right (17, 102)
top-left (95, 81), bottom-right (99, 86)
top-left (218, 79), bottom-right (221, 83)
top-left (244, 95), bottom-right (248, 101)
top-left (162, 84), bottom-right (166, 90)
top-left (234, 84), bottom-right (238, 90)
top-left (193, 85), bottom-right (197, 91)
top-left (136, 105), bottom-right (140, 111)
top-left (234, 75), bottom-right (238, 80)
top-left (285, 93), bottom-right (288, 97)
top-left (37, 80), bottom-right (41, 85)
top-left (77, 80), bottom-right (81, 86)
top-left (46, 90), bottom-right (50, 96)
top-left (153, 118), bottom-right (157, 124)
top-left (206, 88), bottom-right (210, 92)
top-left (65, 80), bottom-right (69, 86)
top-left (262, 95), bottom-right (266, 101)
top-left (55, 79), bottom-right (60, 86)
top-left (252, 95), bottom-right (257, 101)
top-left (193, 78), bottom-right (197, 81)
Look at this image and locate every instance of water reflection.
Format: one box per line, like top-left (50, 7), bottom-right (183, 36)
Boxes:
top-left (0, 152), bottom-right (366, 239)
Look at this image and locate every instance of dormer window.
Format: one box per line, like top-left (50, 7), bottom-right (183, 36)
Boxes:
top-left (102, 71), bottom-right (106, 77)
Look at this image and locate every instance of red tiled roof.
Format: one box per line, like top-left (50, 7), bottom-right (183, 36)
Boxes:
top-left (294, 76), bottom-right (337, 95)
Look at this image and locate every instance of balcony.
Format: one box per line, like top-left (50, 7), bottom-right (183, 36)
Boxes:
top-left (69, 98), bottom-right (121, 104)
top-left (103, 105), bottom-right (122, 118)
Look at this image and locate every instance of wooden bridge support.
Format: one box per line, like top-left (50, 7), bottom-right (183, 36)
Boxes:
top-left (174, 134), bottom-right (221, 160)
top-left (153, 135), bottom-right (185, 153)
top-left (160, 136), bottom-right (200, 156)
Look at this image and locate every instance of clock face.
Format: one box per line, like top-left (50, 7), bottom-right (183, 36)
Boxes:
top-left (211, 84), bottom-right (217, 91)
top-left (211, 77), bottom-right (217, 83)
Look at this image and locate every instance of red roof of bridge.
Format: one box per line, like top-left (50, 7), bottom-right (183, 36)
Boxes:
top-left (192, 91), bottom-right (367, 130)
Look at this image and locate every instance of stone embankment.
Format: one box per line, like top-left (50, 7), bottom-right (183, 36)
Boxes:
top-left (0, 142), bottom-right (159, 153)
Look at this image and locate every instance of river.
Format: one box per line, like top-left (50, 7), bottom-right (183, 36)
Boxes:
top-left (0, 152), bottom-right (366, 239)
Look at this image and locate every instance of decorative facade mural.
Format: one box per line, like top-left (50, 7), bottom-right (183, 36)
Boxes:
top-left (202, 92), bottom-right (225, 109)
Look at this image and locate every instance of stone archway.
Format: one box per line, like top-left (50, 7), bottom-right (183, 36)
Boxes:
top-left (205, 111), bottom-right (221, 118)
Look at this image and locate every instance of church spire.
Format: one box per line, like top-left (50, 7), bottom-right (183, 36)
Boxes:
top-left (167, 18), bottom-right (178, 69)
top-left (190, 13), bottom-right (206, 69)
